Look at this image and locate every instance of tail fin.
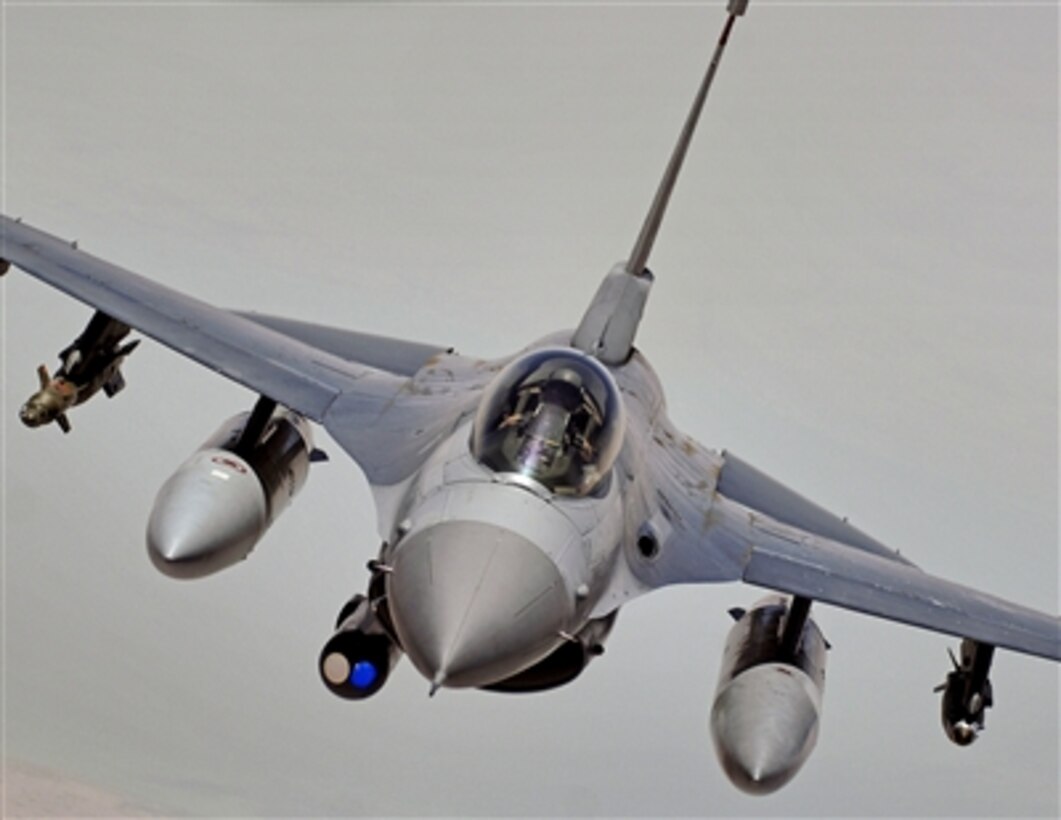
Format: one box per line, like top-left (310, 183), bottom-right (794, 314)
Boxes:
top-left (573, 0), bottom-right (749, 364)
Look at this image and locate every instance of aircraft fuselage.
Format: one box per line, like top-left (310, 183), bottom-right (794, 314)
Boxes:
top-left (374, 337), bottom-right (701, 691)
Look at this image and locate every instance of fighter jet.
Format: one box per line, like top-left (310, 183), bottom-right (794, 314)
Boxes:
top-left (1, 0), bottom-right (1057, 796)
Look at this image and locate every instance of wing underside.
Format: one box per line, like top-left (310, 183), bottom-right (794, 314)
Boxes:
top-left (735, 506), bottom-right (1060, 661)
top-left (0, 214), bottom-right (493, 489)
top-left (0, 215), bottom-right (444, 422)
top-left (641, 431), bottom-right (1059, 661)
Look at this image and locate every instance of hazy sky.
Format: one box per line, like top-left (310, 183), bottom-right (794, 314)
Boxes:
top-left (2, 1), bottom-right (1057, 817)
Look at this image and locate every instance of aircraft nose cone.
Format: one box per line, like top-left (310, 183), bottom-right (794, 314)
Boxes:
top-left (387, 521), bottom-right (573, 689)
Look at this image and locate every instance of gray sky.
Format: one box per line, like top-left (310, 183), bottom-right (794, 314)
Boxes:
top-left (2, 1), bottom-right (1057, 817)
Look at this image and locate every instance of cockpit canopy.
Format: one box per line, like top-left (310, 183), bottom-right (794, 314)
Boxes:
top-left (472, 348), bottom-right (625, 497)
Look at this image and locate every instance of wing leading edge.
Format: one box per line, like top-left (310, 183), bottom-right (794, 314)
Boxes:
top-left (734, 503), bottom-right (1060, 661)
top-left (1, 214), bottom-right (417, 421)
top-left (0, 214), bottom-right (483, 489)
top-left (638, 431), bottom-right (1059, 662)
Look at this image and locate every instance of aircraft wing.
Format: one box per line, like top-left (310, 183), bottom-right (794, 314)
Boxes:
top-left (637, 427), bottom-right (1060, 661)
top-left (732, 504), bottom-right (1060, 661)
top-left (232, 311), bottom-right (450, 379)
top-left (0, 214), bottom-right (463, 482)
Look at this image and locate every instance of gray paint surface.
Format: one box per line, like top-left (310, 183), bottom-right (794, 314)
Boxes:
top-left (2, 2), bottom-right (1057, 817)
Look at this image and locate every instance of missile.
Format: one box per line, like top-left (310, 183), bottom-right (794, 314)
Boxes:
top-left (147, 409), bottom-right (317, 578)
top-left (936, 638), bottom-right (994, 745)
top-left (20, 311), bottom-right (139, 433)
top-left (710, 596), bottom-right (828, 795)
top-left (20, 364), bottom-right (77, 433)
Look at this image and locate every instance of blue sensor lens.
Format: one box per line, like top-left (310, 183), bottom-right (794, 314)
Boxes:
top-left (350, 660), bottom-right (378, 690)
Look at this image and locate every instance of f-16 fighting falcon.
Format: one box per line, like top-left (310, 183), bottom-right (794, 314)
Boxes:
top-left (2, 0), bottom-right (1057, 796)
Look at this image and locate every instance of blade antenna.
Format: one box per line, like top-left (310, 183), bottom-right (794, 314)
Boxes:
top-left (626, 0), bottom-right (748, 279)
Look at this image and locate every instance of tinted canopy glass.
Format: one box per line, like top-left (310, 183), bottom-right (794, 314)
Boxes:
top-left (472, 349), bottom-right (624, 496)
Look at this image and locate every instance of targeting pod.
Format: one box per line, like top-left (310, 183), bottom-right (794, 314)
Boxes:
top-left (319, 595), bottom-right (402, 700)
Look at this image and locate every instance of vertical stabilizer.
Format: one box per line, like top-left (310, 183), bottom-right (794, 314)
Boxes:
top-left (573, 0), bottom-right (749, 365)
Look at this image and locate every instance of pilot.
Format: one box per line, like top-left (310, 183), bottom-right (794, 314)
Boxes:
top-left (473, 351), bottom-right (623, 497)
top-left (511, 368), bottom-right (600, 484)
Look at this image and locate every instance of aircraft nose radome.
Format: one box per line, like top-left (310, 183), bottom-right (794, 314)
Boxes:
top-left (711, 664), bottom-right (821, 795)
top-left (387, 521), bottom-right (573, 690)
